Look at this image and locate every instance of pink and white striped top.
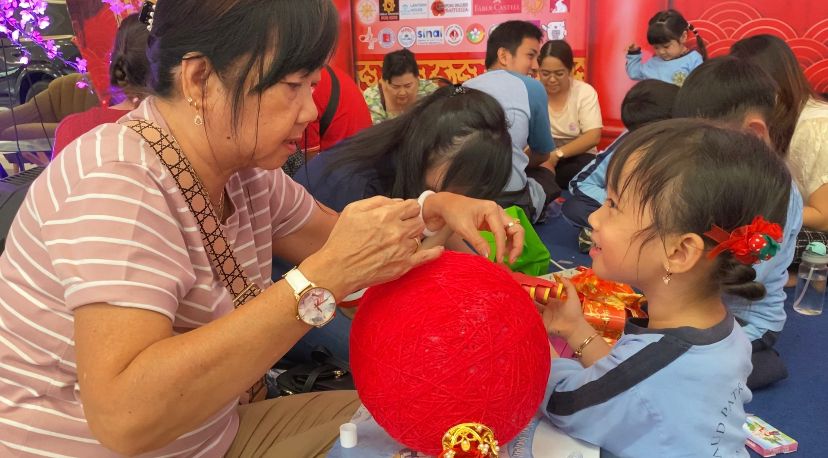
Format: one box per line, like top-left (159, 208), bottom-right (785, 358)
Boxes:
top-left (0, 98), bottom-right (315, 457)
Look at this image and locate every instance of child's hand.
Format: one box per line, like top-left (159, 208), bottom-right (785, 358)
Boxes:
top-left (538, 278), bottom-right (588, 339)
top-left (627, 43), bottom-right (640, 53)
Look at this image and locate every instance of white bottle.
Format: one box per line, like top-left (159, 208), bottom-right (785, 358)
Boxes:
top-left (793, 242), bottom-right (828, 315)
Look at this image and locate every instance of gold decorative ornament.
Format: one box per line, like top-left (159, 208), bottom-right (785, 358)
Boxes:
top-left (440, 423), bottom-right (500, 458)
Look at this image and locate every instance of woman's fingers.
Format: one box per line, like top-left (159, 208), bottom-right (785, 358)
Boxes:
top-left (343, 195), bottom-right (393, 213)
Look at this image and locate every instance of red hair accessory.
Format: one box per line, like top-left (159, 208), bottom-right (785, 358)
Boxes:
top-left (704, 216), bottom-right (783, 265)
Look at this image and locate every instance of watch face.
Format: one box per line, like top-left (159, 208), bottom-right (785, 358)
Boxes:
top-left (297, 287), bottom-right (337, 326)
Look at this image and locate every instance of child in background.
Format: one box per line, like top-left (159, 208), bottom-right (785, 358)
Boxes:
top-left (674, 56), bottom-right (803, 390)
top-left (563, 79), bottom-right (679, 251)
top-left (541, 119), bottom-right (791, 457)
top-left (626, 9), bottom-right (707, 86)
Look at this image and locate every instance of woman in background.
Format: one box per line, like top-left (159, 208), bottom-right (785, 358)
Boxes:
top-left (53, 14), bottom-right (149, 157)
top-left (536, 40), bottom-right (602, 189)
top-left (362, 48), bottom-right (438, 124)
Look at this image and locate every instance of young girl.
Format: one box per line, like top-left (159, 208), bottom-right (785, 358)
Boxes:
top-left (626, 9), bottom-right (707, 86)
top-left (297, 85), bottom-right (512, 212)
top-left (541, 119), bottom-right (791, 457)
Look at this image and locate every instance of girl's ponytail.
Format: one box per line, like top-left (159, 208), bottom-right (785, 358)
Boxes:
top-left (687, 23), bottom-right (708, 60)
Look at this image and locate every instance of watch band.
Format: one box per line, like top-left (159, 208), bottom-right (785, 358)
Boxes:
top-left (417, 190), bottom-right (438, 237)
top-left (284, 268), bottom-right (314, 298)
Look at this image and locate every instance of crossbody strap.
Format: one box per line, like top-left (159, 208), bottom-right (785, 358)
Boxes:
top-left (318, 65), bottom-right (340, 139)
top-left (122, 119), bottom-right (262, 307)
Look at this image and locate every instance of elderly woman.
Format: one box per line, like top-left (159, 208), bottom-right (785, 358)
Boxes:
top-left (363, 48), bottom-right (438, 124)
top-left (0, 1), bottom-right (522, 457)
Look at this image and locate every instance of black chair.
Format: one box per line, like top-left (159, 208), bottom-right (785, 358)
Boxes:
top-left (0, 166), bottom-right (44, 255)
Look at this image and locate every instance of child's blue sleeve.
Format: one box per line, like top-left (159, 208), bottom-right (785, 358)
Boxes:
top-left (687, 51), bottom-right (704, 74)
top-left (625, 53), bottom-right (645, 80)
top-left (542, 335), bottom-right (670, 447)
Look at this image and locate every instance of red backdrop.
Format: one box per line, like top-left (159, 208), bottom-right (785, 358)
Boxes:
top-left (343, 0), bottom-right (828, 145)
top-left (67, 0), bottom-right (828, 143)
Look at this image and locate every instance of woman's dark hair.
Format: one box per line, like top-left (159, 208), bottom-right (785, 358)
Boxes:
top-left (485, 20), bottom-right (543, 69)
top-left (324, 86), bottom-right (512, 200)
top-left (538, 40), bottom-right (574, 71)
top-left (647, 9), bottom-right (707, 60)
top-left (382, 49), bottom-right (419, 82)
top-left (147, 0), bottom-right (338, 129)
top-left (606, 118), bottom-right (791, 300)
top-left (731, 35), bottom-right (818, 154)
top-left (621, 79), bottom-right (679, 131)
top-left (109, 14), bottom-right (149, 103)
top-left (673, 56), bottom-right (778, 144)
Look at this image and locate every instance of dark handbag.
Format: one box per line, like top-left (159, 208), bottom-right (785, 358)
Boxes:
top-left (275, 347), bottom-right (355, 396)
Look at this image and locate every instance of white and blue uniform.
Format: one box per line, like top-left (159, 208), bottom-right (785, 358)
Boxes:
top-left (626, 50), bottom-right (703, 86)
top-left (543, 313), bottom-right (752, 457)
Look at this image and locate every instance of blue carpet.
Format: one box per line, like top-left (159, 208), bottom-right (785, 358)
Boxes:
top-left (534, 212), bottom-right (828, 457)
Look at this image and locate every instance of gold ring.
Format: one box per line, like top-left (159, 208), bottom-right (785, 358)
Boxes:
top-left (413, 236), bottom-right (421, 248)
top-left (506, 221), bottom-right (516, 229)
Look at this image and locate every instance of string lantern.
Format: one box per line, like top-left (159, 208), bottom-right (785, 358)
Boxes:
top-left (350, 252), bottom-right (551, 456)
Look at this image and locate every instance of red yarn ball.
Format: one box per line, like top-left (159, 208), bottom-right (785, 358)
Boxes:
top-left (350, 252), bottom-right (551, 455)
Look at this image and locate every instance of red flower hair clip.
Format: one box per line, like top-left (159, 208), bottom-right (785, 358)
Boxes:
top-left (704, 216), bottom-right (784, 265)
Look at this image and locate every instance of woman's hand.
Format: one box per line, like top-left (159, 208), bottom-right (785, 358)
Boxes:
top-left (626, 43), bottom-right (640, 53)
top-left (539, 278), bottom-right (588, 339)
top-left (421, 192), bottom-right (524, 264)
top-left (301, 196), bottom-right (443, 298)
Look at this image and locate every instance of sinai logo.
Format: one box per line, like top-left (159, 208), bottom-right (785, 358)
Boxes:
top-left (416, 26), bottom-right (444, 45)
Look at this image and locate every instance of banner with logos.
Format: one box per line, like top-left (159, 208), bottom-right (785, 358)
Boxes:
top-left (354, 0), bottom-right (586, 60)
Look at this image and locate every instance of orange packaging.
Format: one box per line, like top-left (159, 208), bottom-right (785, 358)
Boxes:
top-left (512, 267), bottom-right (647, 343)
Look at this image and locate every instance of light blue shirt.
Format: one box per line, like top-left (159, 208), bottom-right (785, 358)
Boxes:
top-left (544, 315), bottom-right (752, 457)
top-left (464, 70), bottom-right (556, 220)
top-left (568, 131), bottom-right (628, 205)
top-left (626, 50), bottom-right (703, 86)
top-left (725, 186), bottom-right (803, 341)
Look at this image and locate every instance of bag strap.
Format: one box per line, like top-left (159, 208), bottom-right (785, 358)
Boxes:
top-left (121, 119), bottom-right (262, 307)
top-left (319, 65), bottom-right (340, 139)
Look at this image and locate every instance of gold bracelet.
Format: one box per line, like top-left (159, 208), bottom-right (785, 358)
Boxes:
top-left (573, 333), bottom-right (600, 359)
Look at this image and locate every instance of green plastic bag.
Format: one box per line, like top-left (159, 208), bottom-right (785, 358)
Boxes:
top-left (480, 206), bottom-right (550, 276)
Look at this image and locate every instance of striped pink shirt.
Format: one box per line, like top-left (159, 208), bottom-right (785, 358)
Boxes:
top-left (0, 98), bottom-right (315, 457)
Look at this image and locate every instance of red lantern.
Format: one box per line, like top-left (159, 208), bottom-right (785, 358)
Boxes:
top-left (350, 252), bottom-right (551, 455)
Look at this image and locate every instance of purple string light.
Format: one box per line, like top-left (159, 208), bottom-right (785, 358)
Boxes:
top-left (0, 1), bottom-right (136, 92)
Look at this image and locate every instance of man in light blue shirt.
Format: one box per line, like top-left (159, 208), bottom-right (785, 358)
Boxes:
top-left (673, 56), bottom-right (803, 389)
top-left (464, 21), bottom-right (557, 222)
